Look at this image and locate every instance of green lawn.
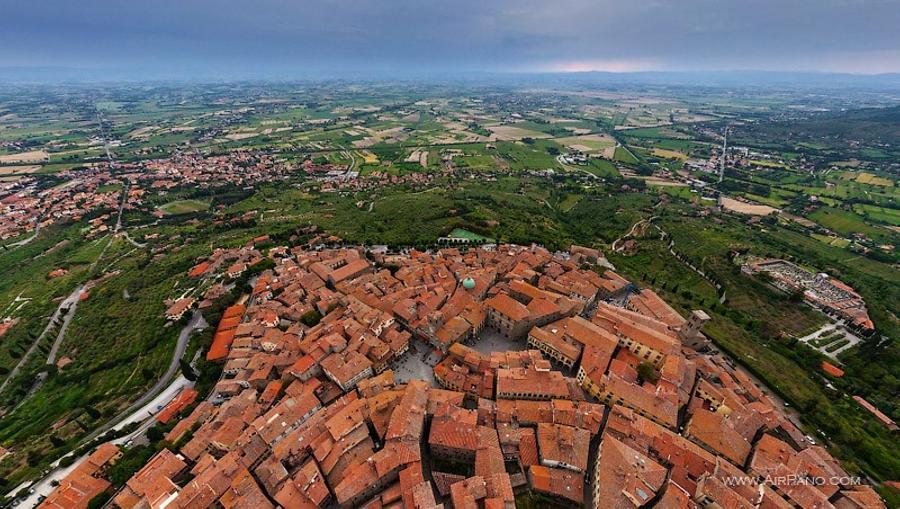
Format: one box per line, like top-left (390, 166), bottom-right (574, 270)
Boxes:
top-left (157, 199), bottom-right (210, 215)
top-left (808, 207), bottom-right (894, 242)
top-left (614, 146), bottom-right (639, 164)
top-left (446, 228), bottom-right (494, 242)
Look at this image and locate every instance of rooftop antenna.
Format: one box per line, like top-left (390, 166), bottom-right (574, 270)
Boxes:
top-left (718, 125), bottom-right (729, 184)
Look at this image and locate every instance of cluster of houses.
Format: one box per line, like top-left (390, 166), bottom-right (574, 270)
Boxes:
top-left (40, 243), bottom-right (886, 509)
top-left (0, 169), bottom-right (122, 241)
top-left (0, 151), bottom-right (295, 242)
top-left (134, 152), bottom-right (291, 198)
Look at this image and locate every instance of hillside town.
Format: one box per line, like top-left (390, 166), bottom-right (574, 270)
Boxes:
top-left (0, 152), bottom-right (292, 242)
top-left (39, 243), bottom-right (885, 509)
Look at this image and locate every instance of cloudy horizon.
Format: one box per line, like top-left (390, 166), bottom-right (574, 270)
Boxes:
top-left (1, 0), bottom-right (899, 78)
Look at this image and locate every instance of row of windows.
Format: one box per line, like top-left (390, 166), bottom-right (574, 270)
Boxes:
top-left (498, 391), bottom-right (552, 400)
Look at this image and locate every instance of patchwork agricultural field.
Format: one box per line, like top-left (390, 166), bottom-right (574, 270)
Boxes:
top-left (0, 79), bottom-right (899, 506)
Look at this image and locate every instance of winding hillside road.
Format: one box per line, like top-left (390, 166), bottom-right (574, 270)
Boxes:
top-left (5, 311), bottom-right (207, 507)
top-left (88, 310), bottom-right (208, 441)
top-left (0, 285), bottom-right (84, 398)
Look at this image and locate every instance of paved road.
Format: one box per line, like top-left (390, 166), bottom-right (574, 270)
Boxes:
top-left (111, 375), bottom-right (193, 435)
top-left (10, 177), bottom-right (140, 408)
top-left (121, 230), bottom-right (146, 248)
top-left (1, 222), bottom-right (42, 250)
top-left (86, 310), bottom-right (207, 441)
top-left (4, 312), bottom-right (206, 507)
top-left (45, 291), bottom-right (84, 367)
top-left (0, 285), bottom-right (84, 397)
top-left (8, 374), bottom-right (195, 508)
top-left (12, 282), bottom-right (94, 409)
top-left (556, 154), bottom-right (600, 180)
top-left (342, 148), bottom-right (358, 180)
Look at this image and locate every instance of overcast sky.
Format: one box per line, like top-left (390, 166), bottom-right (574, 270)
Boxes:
top-left (1, 0), bottom-right (899, 76)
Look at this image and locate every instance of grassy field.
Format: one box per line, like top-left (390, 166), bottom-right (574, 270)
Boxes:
top-left (0, 226), bottom-right (207, 486)
top-left (614, 146), bottom-right (639, 164)
top-left (853, 204), bottom-right (900, 227)
top-left (445, 228), bottom-right (494, 242)
top-left (157, 199), bottom-right (210, 215)
top-left (495, 140), bottom-right (562, 171)
top-left (808, 206), bottom-right (894, 242)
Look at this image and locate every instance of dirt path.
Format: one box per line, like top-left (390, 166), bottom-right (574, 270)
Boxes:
top-left (612, 216), bottom-right (656, 252)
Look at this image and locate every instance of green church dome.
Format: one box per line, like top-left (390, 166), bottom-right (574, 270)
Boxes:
top-left (462, 277), bottom-right (476, 290)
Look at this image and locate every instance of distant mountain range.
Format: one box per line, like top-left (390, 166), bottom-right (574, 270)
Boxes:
top-left (1, 65), bottom-right (900, 89)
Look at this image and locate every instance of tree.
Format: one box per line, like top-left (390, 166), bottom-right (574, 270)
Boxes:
top-left (26, 450), bottom-right (43, 466)
top-left (300, 310), bottom-right (322, 328)
top-left (146, 425), bottom-right (165, 443)
top-left (179, 358), bottom-right (198, 381)
top-left (636, 362), bottom-right (660, 384)
top-left (87, 492), bottom-right (112, 509)
top-left (84, 405), bottom-right (101, 419)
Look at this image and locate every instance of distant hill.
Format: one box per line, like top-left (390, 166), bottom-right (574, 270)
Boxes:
top-left (734, 105), bottom-right (900, 160)
top-left (2, 66), bottom-right (900, 89)
top-left (787, 106), bottom-right (900, 143)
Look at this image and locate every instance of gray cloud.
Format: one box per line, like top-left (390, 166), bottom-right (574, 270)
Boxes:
top-left (0, 0), bottom-right (898, 75)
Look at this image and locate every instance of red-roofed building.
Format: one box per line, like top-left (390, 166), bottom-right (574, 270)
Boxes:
top-left (188, 261), bottom-right (210, 278)
top-left (821, 361), bottom-right (845, 378)
top-left (157, 389), bottom-right (199, 424)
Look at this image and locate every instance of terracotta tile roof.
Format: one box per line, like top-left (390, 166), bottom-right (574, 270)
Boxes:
top-left (495, 367), bottom-right (570, 400)
top-left (273, 458), bottom-right (330, 509)
top-left (385, 381), bottom-right (428, 443)
top-left (821, 361), bottom-right (845, 378)
top-left (431, 471), bottom-right (466, 498)
top-left (600, 371), bottom-right (680, 428)
top-left (428, 415), bottom-right (479, 456)
top-left (536, 422), bottom-right (590, 472)
top-left (399, 462), bottom-right (440, 509)
top-left (39, 472), bottom-right (110, 509)
top-left (518, 428), bottom-right (539, 467)
top-left (189, 261), bottom-right (210, 278)
top-left (320, 350), bottom-right (373, 389)
top-left (528, 465), bottom-right (584, 505)
top-left (627, 289), bottom-right (685, 328)
top-left (157, 389), bottom-right (198, 424)
top-left (114, 449), bottom-right (187, 509)
top-left (484, 293), bottom-right (530, 322)
top-left (165, 297), bottom-right (195, 319)
top-left (329, 259), bottom-right (372, 284)
top-left (685, 408), bottom-right (753, 466)
top-left (218, 467), bottom-right (274, 509)
top-left (852, 396), bottom-right (897, 430)
top-left (655, 480), bottom-right (696, 509)
top-left (450, 476), bottom-right (486, 509)
top-left (594, 434), bottom-right (667, 508)
top-left (694, 475), bottom-right (755, 509)
top-left (475, 427), bottom-right (505, 478)
top-left (835, 486), bottom-right (887, 509)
